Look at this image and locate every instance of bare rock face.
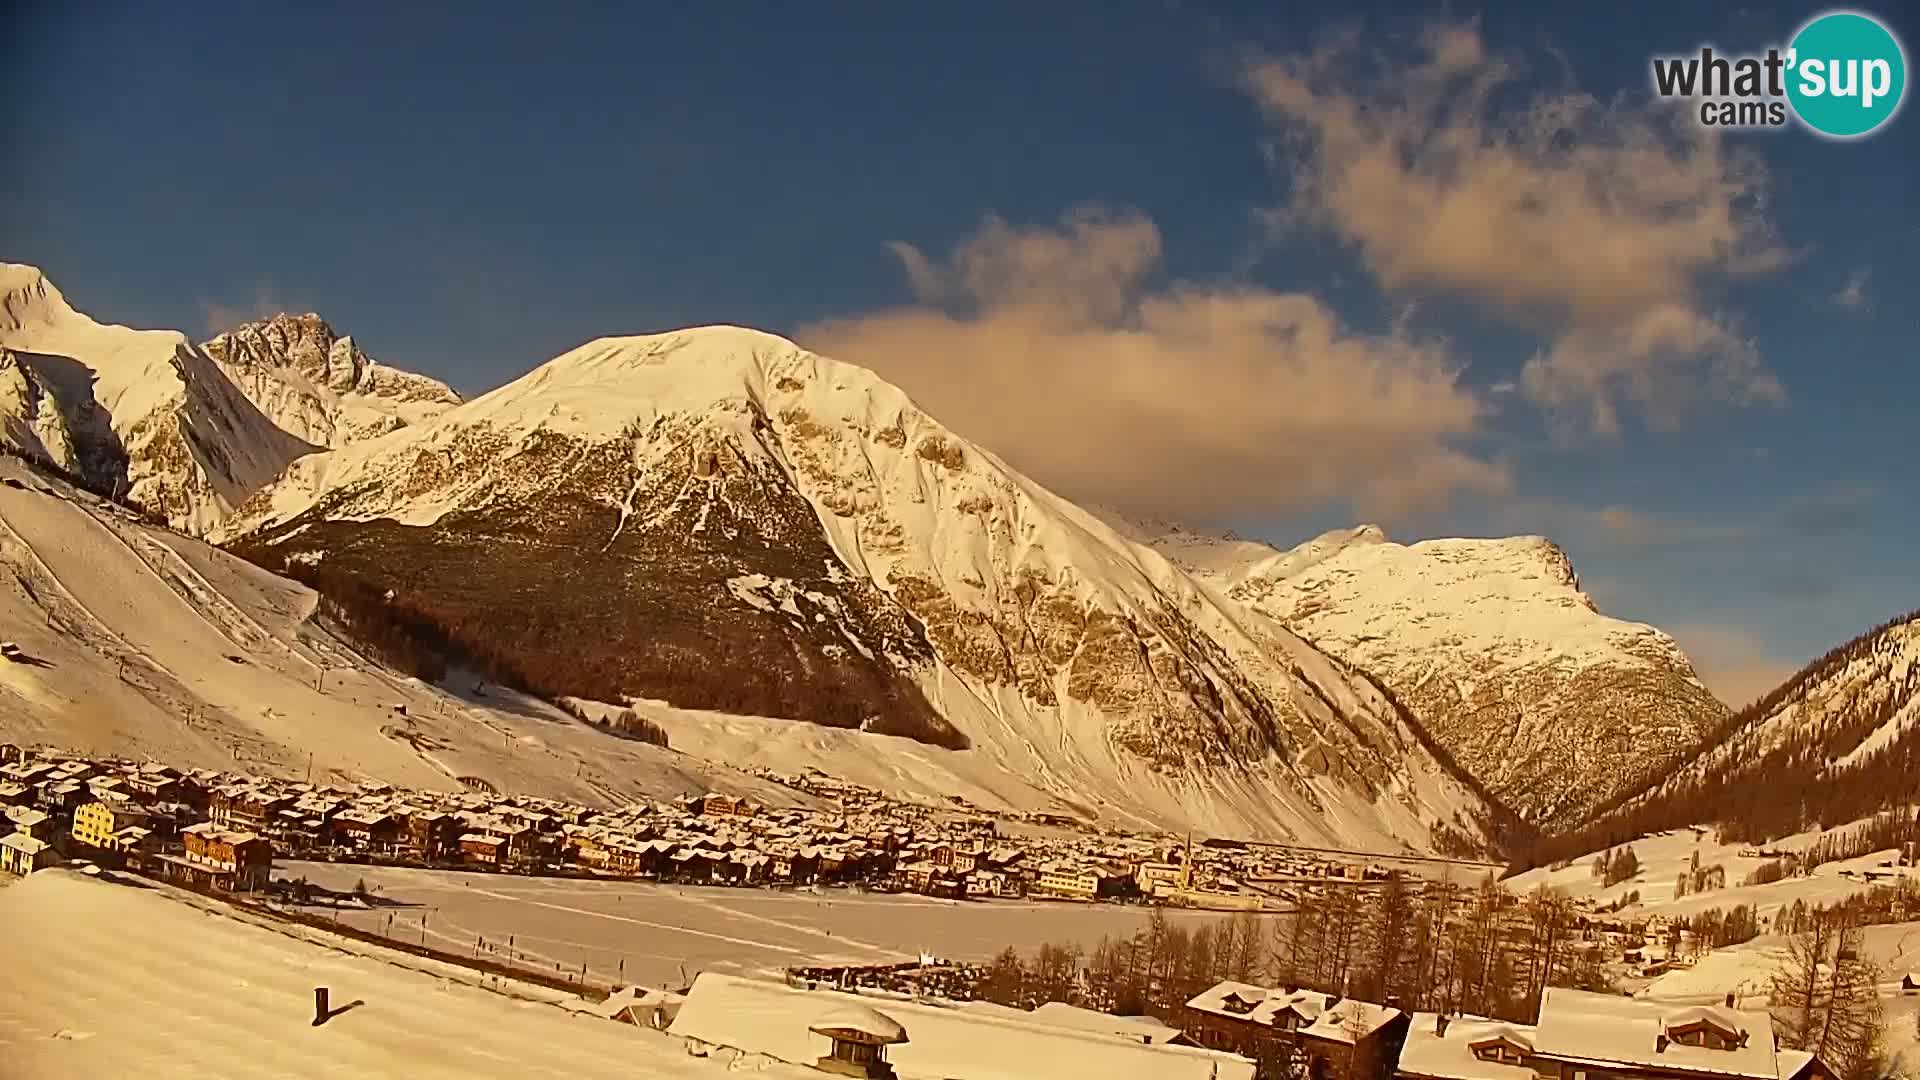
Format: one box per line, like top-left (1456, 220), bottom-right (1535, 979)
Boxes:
top-left (220, 327), bottom-right (1509, 850)
top-left (203, 313), bottom-right (461, 448)
top-left (1139, 521), bottom-right (1730, 830)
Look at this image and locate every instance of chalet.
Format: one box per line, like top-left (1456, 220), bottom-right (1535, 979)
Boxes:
top-left (166, 823), bottom-right (273, 892)
top-left (1397, 1014), bottom-right (1542, 1080)
top-left (933, 842), bottom-right (986, 874)
top-left (1902, 972), bottom-right (1917, 993)
top-left (669, 972), bottom-right (1257, 1080)
top-left (0, 832), bottom-right (58, 876)
top-left (1532, 989), bottom-right (1784, 1080)
top-left (460, 833), bottom-right (506, 866)
top-left (123, 767), bottom-right (183, 803)
top-left (0, 742), bottom-right (20, 766)
top-left (395, 809), bottom-right (458, 860)
top-left (0, 781), bottom-right (29, 806)
top-left (1293, 996), bottom-right (1408, 1080)
top-left (210, 786), bottom-right (290, 832)
top-left (330, 810), bottom-right (400, 853)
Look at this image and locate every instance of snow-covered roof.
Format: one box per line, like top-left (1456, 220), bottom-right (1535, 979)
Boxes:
top-left (1, 831), bottom-right (49, 854)
top-left (1398, 1014), bottom-right (1539, 1080)
top-left (670, 973), bottom-right (1255, 1080)
top-left (1532, 989), bottom-right (1779, 1080)
top-left (810, 1003), bottom-right (909, 1043)
top-left (1297, 997), bottom-right (1404, 1044)
top-left (1027, 1001), bottom-right (1186, 1045)
top-left (1186, 981), bottom-right (1332, 1027)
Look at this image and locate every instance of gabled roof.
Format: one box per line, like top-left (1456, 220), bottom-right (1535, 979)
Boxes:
top-left (1532, 988), bottom-right (1779, 1080)
top-left (1399, 1015), bottom-right (1539, 1080)
top-left (671, 973), bottom-right (1254, 1080)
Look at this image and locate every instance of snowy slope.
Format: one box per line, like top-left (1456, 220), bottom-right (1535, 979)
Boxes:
top-left (0, 264), bottom-right (314, 531)
top-left (1646, 611), bottom-right (1920, 800)
top-left (203, 312), bottom-right (461, 447)
top-left (0, 870), bottom-right (820, 1080)
top-left (0, 455), bottom-right (812, 810)
top-left (1138, 522), bottom-right (1727, 829)
top-left (219, 327), bottom-right (1508, 852)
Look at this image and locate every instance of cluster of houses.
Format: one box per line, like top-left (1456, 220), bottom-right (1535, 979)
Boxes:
top-left (1, 745), bottom-right (1397, 913)
top-left (650, 971), bottom-right (1840, 1080)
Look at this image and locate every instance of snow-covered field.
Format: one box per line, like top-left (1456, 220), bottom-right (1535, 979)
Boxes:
top-left (1506, 824), bottom-right (1917, 919)
top-left (283, 861), bottom-right (1264, 990)
top-left (0, 869), bottom-right (818, 1079)
top-left (1636, 923), bottom-right (1920, 1073)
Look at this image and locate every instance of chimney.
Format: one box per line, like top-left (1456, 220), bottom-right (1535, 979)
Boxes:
top-left (1657, 1034), bottom-right (1670, 1053)
top-left (1724, 993), bottom-right (1736, 1008)
top-left (1436, 1014), bottom-right (1451, 1038)
top-left (313, 987), bottom-right (330, 1026)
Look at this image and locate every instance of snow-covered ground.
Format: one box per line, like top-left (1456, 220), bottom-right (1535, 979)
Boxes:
top-left (282, 861), bottom-right (1266, 990)
top-left (1506, 824), bottom-right (1918, 920)
top-left (0, 456), bottom-right (811, 811)
top-left (1636, 922), bottom-right (1920, 1074)
top-left (0, 869), bottom-right (819, 1079)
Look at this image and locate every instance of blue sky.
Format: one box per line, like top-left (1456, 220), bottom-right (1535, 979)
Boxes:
top-left (3, 1), bottom-right (1914, 703)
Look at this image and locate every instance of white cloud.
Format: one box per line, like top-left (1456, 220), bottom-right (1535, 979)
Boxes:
top-left (1831, 268), bottom-right (1871, 312)
top-left (801, 207), bottom-right (1507, 523)
top-left (1243, 20), bottom-right (1789, 435)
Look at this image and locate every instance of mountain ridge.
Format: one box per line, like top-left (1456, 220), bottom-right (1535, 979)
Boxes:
top-left (1131, 518), bottom-right (1730, 829)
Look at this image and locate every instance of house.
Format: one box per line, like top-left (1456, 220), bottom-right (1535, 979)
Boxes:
top-left (72, 799), bottom-right (152, 851)
top-left (1292, 996), bottom-right (1408, 1080)
top-left (401, 810), bottom-right (461, 860)
top-left (1031, 865), bottom-right (1102, 901)
top-left (460, 833), bottom-right (506, 866)
top-left (668, 972), bottom-right (1257, 1080)
top-left (210, 787), bottom-right (289, 832)
top-left (0, 832), bottom-right (58, 876)
top-left (1396, 1013), bottom-right (1541, 1080)
top-left (1184, 981), bottom-right (1332, 1056)
top-left (164, 823), bottom-right (273, 892)
top-left (330, 810), bottom-right (400, 853)
top-left (4, 804), bottom-right (53, 843)
top-left (1136, 860), bottom-right (1188, 895)
top-left (1531, 989), bottom-right (1784, 1080)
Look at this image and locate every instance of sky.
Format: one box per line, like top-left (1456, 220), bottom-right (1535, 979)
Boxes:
top-left (3, 1), bottom-right (1915, 706)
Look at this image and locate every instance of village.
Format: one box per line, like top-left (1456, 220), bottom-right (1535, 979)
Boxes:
top-left (5, 740), bottom-right (1917, 1080)
top-left (0, 741), bottom-right (1453, 909)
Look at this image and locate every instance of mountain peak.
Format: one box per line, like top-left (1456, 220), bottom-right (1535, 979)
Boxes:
top-left (201, 310), bottom-right (460, 451)
top-left (0, 263), bottom-right (76, 335)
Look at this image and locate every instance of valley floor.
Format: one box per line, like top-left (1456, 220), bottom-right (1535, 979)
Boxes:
top-left (279, 860), bottom-right (1260, 990)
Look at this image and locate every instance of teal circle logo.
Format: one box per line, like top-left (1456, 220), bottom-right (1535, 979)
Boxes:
top-left (1786, 10), bottom-right (1907, 138)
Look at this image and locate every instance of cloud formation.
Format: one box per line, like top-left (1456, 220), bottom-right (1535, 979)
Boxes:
top-left (801, 207), bottom-right (1507, 522)
top-left (1244, 21), bottom-right (1788, 435)
top-left (1831, 269), bottom-right (1871, 312)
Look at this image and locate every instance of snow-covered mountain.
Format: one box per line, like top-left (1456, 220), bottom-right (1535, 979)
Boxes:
top-left (0, 264), bottom-right (315, 532)
top-left (216, 326), bottom-right (1512, 851)
top-left (203, 313), bottom-right (461, 447)
top-left (1135, 522), bottom-right (1728, 829)
top-left (1642, 610), bottom-right (1919, 813)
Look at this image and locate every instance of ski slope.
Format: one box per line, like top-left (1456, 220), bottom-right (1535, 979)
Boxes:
top-left (0, 869), bottom-right (817, 1079)
top-left (0, 456), bottom-right (809, 809)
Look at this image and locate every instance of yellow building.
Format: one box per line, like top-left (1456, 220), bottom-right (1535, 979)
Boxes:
top-left (72, 799), bottom-right (149, 851)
